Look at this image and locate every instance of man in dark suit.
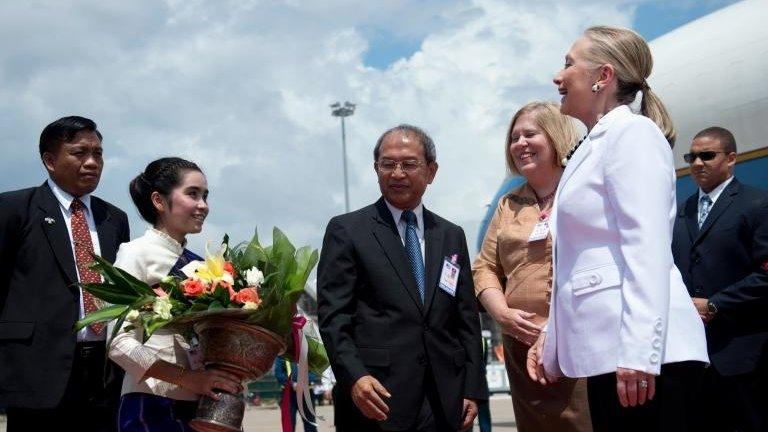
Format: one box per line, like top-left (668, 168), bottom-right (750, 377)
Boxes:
top-left (0, 116), bottom-right (130, 431)
top-left (672, 126), bottom-right (768, 431)
top-left (318, 124), bottom-right (487, 432)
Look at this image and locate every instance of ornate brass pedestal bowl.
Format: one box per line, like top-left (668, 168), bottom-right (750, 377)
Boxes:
top-left (189, 317), bottom-right (286, 432)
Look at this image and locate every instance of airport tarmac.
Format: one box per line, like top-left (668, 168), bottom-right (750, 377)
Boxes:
top-left (0, 394), bottom-right (518, 431)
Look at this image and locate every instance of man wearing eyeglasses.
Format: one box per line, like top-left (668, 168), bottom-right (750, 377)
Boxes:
top-left (672, 126), bottom-right (768, 431)
top-left (318, 124), bottom-right (487, 432)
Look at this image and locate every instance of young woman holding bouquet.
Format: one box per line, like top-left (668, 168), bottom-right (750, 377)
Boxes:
top-left (108, 157), bottom-right (242, 432)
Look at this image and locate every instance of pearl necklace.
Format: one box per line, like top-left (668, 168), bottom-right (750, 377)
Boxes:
top-left (561, 135), bottom-right (587, 166)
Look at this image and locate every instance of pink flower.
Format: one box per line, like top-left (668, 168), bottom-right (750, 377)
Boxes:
top-left (223, 262), bottom-right (236, 277)
top-left (234, 287), bottom-right (261, 306)
top-left (153, 287), bottom-right (168, 297)
top-left (182, 279), bottom-right (206, 297)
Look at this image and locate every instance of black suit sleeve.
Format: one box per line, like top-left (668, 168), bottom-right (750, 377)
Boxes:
top-left (454, 227), bottom-right (488, 400)
top-left (709, 199), bottom-right (768, 320)
top-left (119, 210), bottom-right (130, 244)
top-left (317, 218), bottom-right (368, 388)
top-left (0, 192), bottom-right (23, 311)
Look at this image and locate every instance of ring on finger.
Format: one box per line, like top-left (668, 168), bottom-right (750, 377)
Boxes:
top-left (639, 379), bottom-right (648, 389)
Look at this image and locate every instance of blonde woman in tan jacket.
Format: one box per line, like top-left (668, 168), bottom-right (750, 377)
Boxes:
top-left (472, 101), bottom-right (591, 431)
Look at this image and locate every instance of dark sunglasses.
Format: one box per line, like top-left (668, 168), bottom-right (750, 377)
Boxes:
top-left (683, 151), bottom-right (727, 164)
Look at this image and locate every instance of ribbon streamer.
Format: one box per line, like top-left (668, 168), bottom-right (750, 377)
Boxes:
top-left (292, 314), bottom-right (320, 426)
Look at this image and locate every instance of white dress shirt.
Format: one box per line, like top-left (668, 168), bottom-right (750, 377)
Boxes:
top-left (698, 175), bottom-right (734, 210)
top-left (384, 199), bottom-right (426, 261)
top-left (47, 178), bottom-right (104, 342)
top-left (108, 228), bottom-right (198, 401)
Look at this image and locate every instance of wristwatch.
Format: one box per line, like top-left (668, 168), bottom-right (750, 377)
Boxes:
top-left (707, 300), bottom-right (719, 316)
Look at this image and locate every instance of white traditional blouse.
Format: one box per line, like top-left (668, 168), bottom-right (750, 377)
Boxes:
top-left (108, 228), bottom-right (198, 401)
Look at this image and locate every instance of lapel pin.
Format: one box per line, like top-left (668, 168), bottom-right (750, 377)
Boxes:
top-left (44, 217), bottom-right (56, 225)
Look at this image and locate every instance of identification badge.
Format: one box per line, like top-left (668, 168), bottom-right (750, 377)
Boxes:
top-left (528, 219), bottom-right (550, 242)
top-left (439, 255), bottom-right (460, 296)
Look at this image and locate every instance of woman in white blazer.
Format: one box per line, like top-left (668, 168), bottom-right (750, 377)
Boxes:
top-left (526, 26), bottom-right (708, 431)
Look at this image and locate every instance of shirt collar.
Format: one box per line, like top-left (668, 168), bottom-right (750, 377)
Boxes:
top-left (698, 175), bottom-right (734, 204)
top-left (589, 104), bottom-right (631, 138)
top-left (145, 227), bottom-right (186, 254)
top-left (47, 178), bottom-right (92, 213)
top-left (384, 199), bottom-right (424, 229)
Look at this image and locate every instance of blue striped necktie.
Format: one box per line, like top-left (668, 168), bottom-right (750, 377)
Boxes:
top-left (403, 210), bottom-right (425, 302)
top-left (698, 195), bottom-right (712, 228)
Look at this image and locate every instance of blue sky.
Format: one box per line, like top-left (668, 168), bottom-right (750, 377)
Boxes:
top-left (363, 0), bottom-right (740, 70)
top-left (633, 0), bottom-right (740, 40)
top-left (0, 0), bottom-right (753, 255)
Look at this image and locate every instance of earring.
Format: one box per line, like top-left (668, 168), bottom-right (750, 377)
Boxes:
top-left (591, 83), bottom-right (600, 92)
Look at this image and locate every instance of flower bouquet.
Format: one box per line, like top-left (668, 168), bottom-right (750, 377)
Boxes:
top-left (76, 227), bottom-right (328, 432)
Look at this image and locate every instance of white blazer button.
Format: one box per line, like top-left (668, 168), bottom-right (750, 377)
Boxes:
top-left (650, 353), bottom-right (659, 364)
top-left (655, 322), bottom-right (663, 332)
top-left (652, 339), bottom-right (661, 348)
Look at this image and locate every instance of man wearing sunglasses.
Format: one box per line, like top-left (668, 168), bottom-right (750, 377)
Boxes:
top-left (672, 126), bottom-right (768, 431)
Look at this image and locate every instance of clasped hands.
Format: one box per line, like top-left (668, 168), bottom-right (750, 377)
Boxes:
top-left (352, 375), bottom-right (478, 431)
top-left (497, 306), bottom-right (541, 346)
top-left (526, 334), bottom-right (656, 407)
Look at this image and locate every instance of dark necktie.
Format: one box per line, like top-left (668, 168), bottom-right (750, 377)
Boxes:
top-left (698, 195), bottom-right (712, 229)
top-left (70, 199), bottom-right (105, 335)
top-left (403, 210), bottom-right (425, 302)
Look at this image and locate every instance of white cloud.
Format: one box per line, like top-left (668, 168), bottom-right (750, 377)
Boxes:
top-left (0, 0), bottom-right (639, 255)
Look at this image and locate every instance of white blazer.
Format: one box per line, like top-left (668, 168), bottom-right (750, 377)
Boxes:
top-left (543, 105), bottom-right (708, 378)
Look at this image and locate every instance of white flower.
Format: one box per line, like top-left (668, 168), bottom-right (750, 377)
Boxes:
top-left (125, 309), bottom-right (140, 322)
top-left (152, 296), bottom-right (173, 320)
top-left (242, 301), bottom-right (260, 310)
top-left (161, 275), bottom-right (175, 284)
top-left (245, 267), bottom-right (264, 287)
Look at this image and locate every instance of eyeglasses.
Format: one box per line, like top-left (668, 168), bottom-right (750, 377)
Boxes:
top-left (683, 151), bottom-right (727, 164)
top-left (376, 159), bottom-right (424, 173)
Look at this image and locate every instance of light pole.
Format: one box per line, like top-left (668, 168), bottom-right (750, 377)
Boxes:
top-left (330, 101), bottom-right (355, 213)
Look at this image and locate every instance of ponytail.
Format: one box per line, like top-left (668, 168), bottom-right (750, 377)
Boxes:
top-left (583, 26), bottom-right (677, 147)
top-left (641, 88), bottom-right (676, 147)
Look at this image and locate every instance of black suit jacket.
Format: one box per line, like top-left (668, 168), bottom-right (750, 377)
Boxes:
top-left (0, 182), bottom-right (130, 408)
top-left (672, 178), bottom-right (768, 376)
top-left (318, 198), bottom-right (487, 431)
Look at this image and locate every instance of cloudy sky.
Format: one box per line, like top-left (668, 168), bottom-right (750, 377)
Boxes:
top-left (0, 0), bottom-right (738, 257)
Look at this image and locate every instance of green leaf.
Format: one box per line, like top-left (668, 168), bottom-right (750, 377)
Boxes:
top-left (80, 283), bottom-right (140, 305)
top-left (208, 300), bottom-right (225, 310)
top-left (246, 299), bottom-right (294, 337)
top-left (144, 317), bottom-right (173, 338)
top-left (222, 234), bottom-right (232, 261)
top-left (213, 285), bottom-right (231, 306)
top-left (74, 304), bottom-right (129, 331)
top-left (306, 336), bottom-right (330, 375)
top-left (109, 311), bottom-right (129, 345)
top-left (285, 246), bottom-right (318, 300)
top-left (241, 242), bottom-right (267, 271)
top-left (165, 281), bottom-right (187, 302)
top-left (188, 302), bottom-right (210, 312)
top-left (90, 255), bottom-right (154, 297)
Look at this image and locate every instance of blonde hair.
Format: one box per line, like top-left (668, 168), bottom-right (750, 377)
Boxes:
top-left (582, 25), bottom-right (676, 146)
top-left (505, 101), bottom-right (578, 177)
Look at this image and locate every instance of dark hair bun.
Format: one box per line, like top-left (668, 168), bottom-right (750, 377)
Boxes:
top-left (129, 157), bottom-right (202, 224)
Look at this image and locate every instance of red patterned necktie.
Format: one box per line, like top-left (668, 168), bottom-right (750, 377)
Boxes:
top-left (70, 199), bottom-right (105, 335)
